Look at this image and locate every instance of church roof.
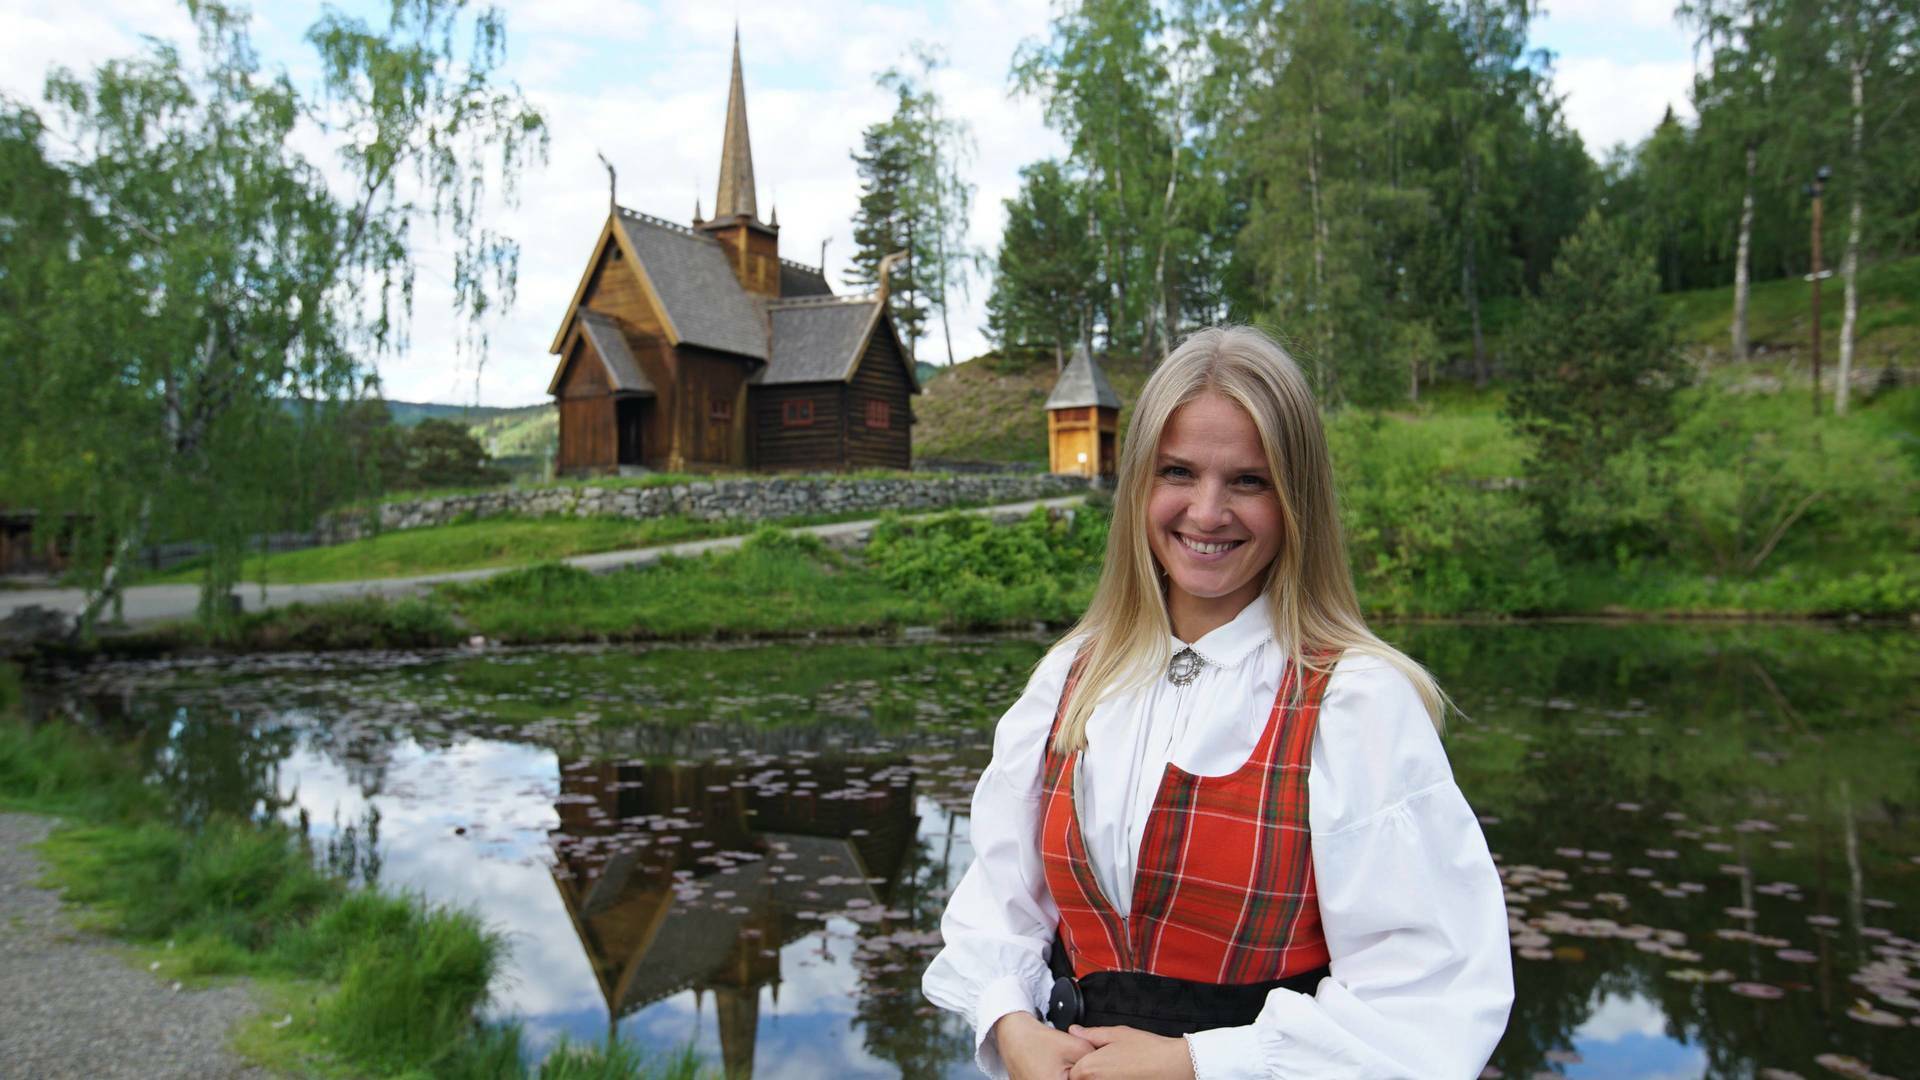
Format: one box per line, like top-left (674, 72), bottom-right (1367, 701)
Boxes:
top-left (576, 310), bottom-right (654, 393)
top-left (778, 260), bottom-right (833, 298)
top-left (1045, 343), bottom-right (1122, 410)
top-left (758, 297), bottom-right (886, 386)
top-left (614, 209), bottom-right (769, 360)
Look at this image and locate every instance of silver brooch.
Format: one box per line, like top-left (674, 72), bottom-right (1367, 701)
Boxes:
top-left (1167, 647), bottom-right (1205, 687)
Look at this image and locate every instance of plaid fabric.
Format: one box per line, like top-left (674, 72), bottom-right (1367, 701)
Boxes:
top-left (1040, 652), bottom-right (1332, 983)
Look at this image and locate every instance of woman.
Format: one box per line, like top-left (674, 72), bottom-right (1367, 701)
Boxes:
top-left (922, 327), bottom-right (1511, 1079)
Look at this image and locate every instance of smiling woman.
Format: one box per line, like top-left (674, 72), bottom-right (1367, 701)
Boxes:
top-left (923, 326), bottom-right (1513, 1079)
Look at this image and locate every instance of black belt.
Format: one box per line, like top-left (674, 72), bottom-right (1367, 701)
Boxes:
top-left (1044, 934), bottom-right (1329, 1038)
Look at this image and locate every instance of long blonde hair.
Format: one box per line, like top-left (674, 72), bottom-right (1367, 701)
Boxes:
top-left (1050, 325), bottom-right (1446, 753)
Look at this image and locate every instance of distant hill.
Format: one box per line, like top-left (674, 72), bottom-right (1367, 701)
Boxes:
top-left (383, 399), bottom-right (549, 428)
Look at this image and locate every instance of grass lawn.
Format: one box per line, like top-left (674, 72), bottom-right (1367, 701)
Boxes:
top-left (146, 516), bottom-right (741, 587)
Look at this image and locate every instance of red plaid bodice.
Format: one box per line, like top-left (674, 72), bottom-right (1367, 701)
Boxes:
top-left (1039, 653), bottom-right (1332, 984)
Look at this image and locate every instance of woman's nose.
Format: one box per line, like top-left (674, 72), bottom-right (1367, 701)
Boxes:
top-left (1190, 479), bottom-right (1233, 527)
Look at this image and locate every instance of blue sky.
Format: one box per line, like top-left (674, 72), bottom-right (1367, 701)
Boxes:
top-left (0, 0), bottom-right (1698, 406)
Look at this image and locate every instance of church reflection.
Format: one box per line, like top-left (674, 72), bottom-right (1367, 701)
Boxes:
top-left (548, 757), bottom-right (920, 1078)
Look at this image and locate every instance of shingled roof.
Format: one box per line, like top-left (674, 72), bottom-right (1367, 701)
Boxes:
top-left (1045, 343), bottom-right (1122, 410)
top-left (612, 210), bottom-right (769, 360)
top-left (757, 297), bottom-right (885, 386)
top-left (778, 260), bottom-right (832, 298)
top-left (576, 310), bottom-right (654, 393)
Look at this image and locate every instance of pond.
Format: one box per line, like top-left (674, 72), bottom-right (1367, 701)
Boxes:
top-left (25, 623), bottom-right (1920, 1079)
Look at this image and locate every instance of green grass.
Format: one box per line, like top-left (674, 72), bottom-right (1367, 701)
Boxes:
top-left (0, 669), bottom-right (712, 1078)
top-left (441, 528), bottom-right (940, 642)
top-left (1663, 252), bottom-right (1920, 361)
top-left (148, 515), bottom-right (741, 586)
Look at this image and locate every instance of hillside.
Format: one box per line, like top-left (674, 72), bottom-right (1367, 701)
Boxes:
top-left (915, 254), bottom-right (1920, 465)
top-left (384, 399), bottom-right (545, 428)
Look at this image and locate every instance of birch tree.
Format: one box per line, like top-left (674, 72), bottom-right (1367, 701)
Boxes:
top-left (0, 0), bottom-right (545, 636)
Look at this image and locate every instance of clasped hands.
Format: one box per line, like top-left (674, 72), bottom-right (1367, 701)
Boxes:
top-left (994, 1011), bottom-right (1196, 1080)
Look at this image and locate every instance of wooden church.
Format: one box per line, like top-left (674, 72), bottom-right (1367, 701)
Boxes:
top-left (546, 34), bottom-right (917, 476)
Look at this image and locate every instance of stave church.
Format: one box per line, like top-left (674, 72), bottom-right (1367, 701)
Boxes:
top-left (546, 34), bottom-right (917, 476)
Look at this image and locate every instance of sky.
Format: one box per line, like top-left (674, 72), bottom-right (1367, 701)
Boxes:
top-left (0, 0), bottom-right (1700, 407)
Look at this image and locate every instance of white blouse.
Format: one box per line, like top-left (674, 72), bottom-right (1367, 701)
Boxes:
top-left (921, 600), bottom-right (1513, 1079)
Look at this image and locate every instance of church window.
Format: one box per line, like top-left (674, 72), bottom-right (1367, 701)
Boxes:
top-left (782, 399), bottom-right (814, 427)
top-left (864, 400), bottom-right (891, 430)
top-left (709, 397), bottom-right (733, 422)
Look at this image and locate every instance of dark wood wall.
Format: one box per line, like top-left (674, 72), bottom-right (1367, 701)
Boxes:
top-left (843, 326), bottom-right (913, 470)
top-left (671, 347), bottom-right (751, 469)
top-left (748, 383), bottom-right (844, 471)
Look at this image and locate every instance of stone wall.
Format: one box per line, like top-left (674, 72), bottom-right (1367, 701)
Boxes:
top-left (320, 473), bottom-right (1088, 544)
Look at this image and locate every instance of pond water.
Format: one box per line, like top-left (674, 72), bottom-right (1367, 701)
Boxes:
top-left (27, 623), bottom-right (1920, 1079)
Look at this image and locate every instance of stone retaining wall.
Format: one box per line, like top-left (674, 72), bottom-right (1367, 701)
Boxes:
top-left (320, 472), bottom-right (1088, 543)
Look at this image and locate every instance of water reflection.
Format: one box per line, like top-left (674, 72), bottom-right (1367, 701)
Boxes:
top-left (24, 625), bottom-right (1920, 1079)
top-left (548, 756), bottom-right (920, 1077)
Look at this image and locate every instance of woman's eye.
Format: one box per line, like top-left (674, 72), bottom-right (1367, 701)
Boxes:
top-left (1158, 465), bottom-right (1191, 480)
top-left (1235, 475), bottom-right (1269, 489)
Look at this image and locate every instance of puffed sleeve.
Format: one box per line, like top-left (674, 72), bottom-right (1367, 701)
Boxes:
top-left (1185, 656), bottom-right (1514, 1080)
top-left (922, 640), bottom-right (1080, 1078)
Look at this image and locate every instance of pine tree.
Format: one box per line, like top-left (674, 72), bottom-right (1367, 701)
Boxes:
top-left (987, 160), bottom-right (1097, 368)
top-left (1507, 210), bottom-right (1691, 551)
top-left (847, 99), bottom-right (928, 358)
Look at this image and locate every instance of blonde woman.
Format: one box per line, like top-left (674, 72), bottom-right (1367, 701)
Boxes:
top-left (922, 327), bottom-right (1512, 1079)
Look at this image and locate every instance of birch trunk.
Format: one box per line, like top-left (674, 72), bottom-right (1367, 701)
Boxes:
top-left (1150, 138), bottom-right (1181, 365)
top-left (1836, 59), bottom-right (1864, 416)
top-left (1732, 142), bottom-right (1755, 363)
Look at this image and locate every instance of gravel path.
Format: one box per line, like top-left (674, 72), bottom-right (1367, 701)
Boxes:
top-left (0, 814), bottom-right (272, 1080)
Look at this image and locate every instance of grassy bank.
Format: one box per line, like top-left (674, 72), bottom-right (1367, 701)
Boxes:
top-left (0, 663), bottom-right (703, 1078)
top-left (181, 484), bottom-right (1915, 657)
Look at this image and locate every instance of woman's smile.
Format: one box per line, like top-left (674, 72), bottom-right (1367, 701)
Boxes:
top-left (1173, 532), bottom-right (1246, 558)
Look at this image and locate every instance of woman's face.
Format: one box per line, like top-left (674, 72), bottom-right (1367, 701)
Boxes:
top-left (1145, 392), bottom-right (1285, 633)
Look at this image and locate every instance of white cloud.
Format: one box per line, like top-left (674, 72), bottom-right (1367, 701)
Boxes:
top-left (1551, 55), bottom-right (1698, 156)
top-left (1573, 991), bottom-right (1670, 1043)
top-left (1538, 0), bottom-right (1678, 32)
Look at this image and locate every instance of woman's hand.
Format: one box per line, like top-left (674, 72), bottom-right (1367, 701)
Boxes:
top-left (1064, 1025), bottom-right (1196, 1080)
top-left (994, 1011), bottom-right (1096, 1080)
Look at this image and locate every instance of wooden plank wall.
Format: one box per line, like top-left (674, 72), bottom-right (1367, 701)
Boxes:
top-left (556, 338), bottom-right (616, 474)
top-left (582, 241), bottom-right (668, 338)
top-left (748, 383), bottom-right (843, 471)
top-left (671, 348), bottom-right (751, 469)
top-left (843, 328), bottom-right (913, 470)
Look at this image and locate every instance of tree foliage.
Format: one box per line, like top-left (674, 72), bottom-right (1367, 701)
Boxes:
top-left (0, 1), bottom-right (545, 634)
top-left (1506, 210), bottom-right (1690, 552)
top-left (847, 48), bottom-right (976, 365)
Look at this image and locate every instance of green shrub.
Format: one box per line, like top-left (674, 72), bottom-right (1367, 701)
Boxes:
top-left (865, 506), bottom-right (1107, 627)
top-left (1658, 388), bottom-right (1920, 577)
top-left (1330, 415), bottom-right (1563, 615)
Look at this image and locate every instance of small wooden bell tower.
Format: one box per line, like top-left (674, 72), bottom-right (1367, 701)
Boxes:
top-left (1044, 344), bottom-right (1121, 478)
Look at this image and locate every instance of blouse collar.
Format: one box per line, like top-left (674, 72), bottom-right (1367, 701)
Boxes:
top-left (1171, 595), bottom-right (1275, 670)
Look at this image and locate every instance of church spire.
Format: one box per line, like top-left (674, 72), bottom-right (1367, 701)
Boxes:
top-left (713, 27), bottom-right (758, 221)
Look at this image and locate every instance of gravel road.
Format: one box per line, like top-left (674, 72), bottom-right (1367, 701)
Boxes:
top-left (0, 814), bottom-right (272, 1079)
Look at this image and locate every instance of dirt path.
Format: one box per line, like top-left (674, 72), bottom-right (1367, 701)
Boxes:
top-left (0, 814), bottom-right (271, 1079)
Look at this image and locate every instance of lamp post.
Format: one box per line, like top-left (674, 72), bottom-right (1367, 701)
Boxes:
top-left (1805, 165), bottom-right (1833, 415)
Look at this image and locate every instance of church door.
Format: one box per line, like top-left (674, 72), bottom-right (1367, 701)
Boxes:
top-left (616, 398), bottom-right (646, 467)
